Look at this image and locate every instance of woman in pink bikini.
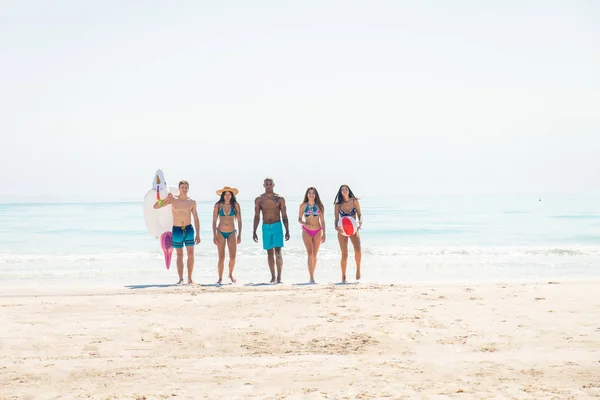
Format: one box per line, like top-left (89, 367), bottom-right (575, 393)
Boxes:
top-left (297, 187), bottom-right (326, 283)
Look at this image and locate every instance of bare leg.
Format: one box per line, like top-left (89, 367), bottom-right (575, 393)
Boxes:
top-left (350, 233), bottom-right (362, 280)
top-left (227, 233), bottom-right (237, 283)
top-left (338, 233), bottom-right (349, 283)
top-left (186, 246), bottom-right (195, 284)
top-left (267, 249), bottom-right (276, 283)
top-left (301, 229), bottom-right (315, 283)
top-left (176, 248), bottom-right (184, 284)
top-left (275, 248), bottom-right (283, 283)
top-left (216, 233), bottom-right (226, 284)
top-left (311, 230), bottom-right (324, 283)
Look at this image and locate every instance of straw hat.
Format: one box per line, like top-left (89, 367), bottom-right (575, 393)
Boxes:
top-left (216, 186), bottom-right (239, 196)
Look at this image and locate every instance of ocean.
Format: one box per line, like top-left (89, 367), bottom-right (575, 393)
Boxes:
top-left (1, 193), bottom-right (599, 289)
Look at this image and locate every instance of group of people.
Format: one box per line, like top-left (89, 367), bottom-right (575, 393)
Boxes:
top-left (154, 178), bottom-right (362, 285)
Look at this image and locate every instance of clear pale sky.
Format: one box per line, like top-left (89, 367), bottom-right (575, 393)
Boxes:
top-left (1, 1), bottom-right (599, 201)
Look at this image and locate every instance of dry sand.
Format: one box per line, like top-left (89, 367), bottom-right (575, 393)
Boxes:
top-left (1, 281), bottom-right (599, 399)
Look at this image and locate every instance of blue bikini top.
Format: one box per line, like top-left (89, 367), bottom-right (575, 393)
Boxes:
top-left (339, 199), bottom-right (357, 217)
top-left (218, 205), bottom-right (236, 217)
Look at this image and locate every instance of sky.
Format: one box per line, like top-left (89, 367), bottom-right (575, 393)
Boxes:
top-left (1, 0), bottom-right (599, 202)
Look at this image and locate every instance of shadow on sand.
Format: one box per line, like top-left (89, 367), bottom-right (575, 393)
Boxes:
top-left (244, 282), bottom-right (276, 287)
top-left (124, 284), bottom-right (180, 290)
top-left (123, 281), bottom-right (360, 290)
top-left (199, 283), bottom-right (233, 287)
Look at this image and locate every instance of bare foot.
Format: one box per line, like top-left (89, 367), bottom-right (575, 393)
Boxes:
top-left (310, 278), bottom-right (315, 284)
top-left (356, 270), bottom-right (361, 280)
top-left (176, 279), bottom-right (184, 285)
top-left (341, 275), bottom-right (347, 284)
top-left (270, 277), bottom-right (276, 284)
top-left (217, 279), bottom-right (222, 285)
top-left (229, 275), bottom-right (237, 283)
top-left (187, 279), bottom-right (194, 285)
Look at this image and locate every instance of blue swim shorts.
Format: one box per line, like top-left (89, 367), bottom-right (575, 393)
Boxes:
top-left (172, 225), bottom-right (195, 248)
top-left (262, 221), bottom-right (284, 250)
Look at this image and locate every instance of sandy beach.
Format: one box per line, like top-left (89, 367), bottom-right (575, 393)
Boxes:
top-left (1, 281), bottom-right (599, 399)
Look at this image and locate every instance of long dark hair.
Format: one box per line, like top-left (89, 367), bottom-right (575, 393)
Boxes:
top-left (303, 187), bottom-right (324, 212)
top-left (334, 184), bottom-right (357, 204)
top-left (216, 191), bottom-right (238, 210)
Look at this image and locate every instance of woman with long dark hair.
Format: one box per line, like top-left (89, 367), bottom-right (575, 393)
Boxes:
top-left (212, 186), bottom-right (242, 284)
top-left (297, 187), bottom-right (326, 283)
top-left (333, 184), bottom-right (362, 283)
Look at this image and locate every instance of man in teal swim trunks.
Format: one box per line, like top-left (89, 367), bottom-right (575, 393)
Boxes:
top-left (154, 180), bottom-right (201, 285)
top-left (253, 178), bottom-right (290, 283)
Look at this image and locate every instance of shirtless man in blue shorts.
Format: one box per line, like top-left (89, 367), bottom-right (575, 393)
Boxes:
top-left (253, 178), bottom-right (290, 283)
top-left (154, 180), bottom-right (201, 284)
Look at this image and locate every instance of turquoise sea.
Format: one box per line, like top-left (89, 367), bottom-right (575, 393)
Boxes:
top-left (1, 193), bottom-right (599, 288)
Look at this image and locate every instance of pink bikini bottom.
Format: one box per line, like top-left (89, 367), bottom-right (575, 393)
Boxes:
top-left (302, 226), bottom-right (323, 238)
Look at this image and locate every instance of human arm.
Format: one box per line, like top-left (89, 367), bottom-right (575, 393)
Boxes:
top-left (355, 199), bottom-right (363, 230)
top-left (320, 206), bottom-right (326, 243)
top-left (280, 197), bottom-right (290, 240)
top-left (153, 193), bottom-right (173, 209)
top-left (236, 203), bottom-right (242, 244)
top-left (253, 197), bottom-right (260, 243)
top-left (192, 201), bottom-right (201, 244)
top-left (298, 203), bottom-right (305, 226)
top-left (334, 203), bottom-right (342, 234)
top-left (212, 204), bottom-right (219, 245)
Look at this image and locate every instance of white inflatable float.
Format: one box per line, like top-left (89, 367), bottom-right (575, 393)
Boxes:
top-left (143, 169), bottom-right (179, 269)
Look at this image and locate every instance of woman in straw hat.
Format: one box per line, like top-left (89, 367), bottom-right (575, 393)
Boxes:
top-left (212, 186), bottom-right (242, 284)
top-left (297, 186), bottom-right (326, 283)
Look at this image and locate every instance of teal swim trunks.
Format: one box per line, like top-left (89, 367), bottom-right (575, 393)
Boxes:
top-left (172, 225), bottom-right (195, 248)
top-left (262, 221), bottom-right (283, 250)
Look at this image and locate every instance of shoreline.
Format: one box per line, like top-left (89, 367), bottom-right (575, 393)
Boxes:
top-left (2, 276), bottom-right (600, 296)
